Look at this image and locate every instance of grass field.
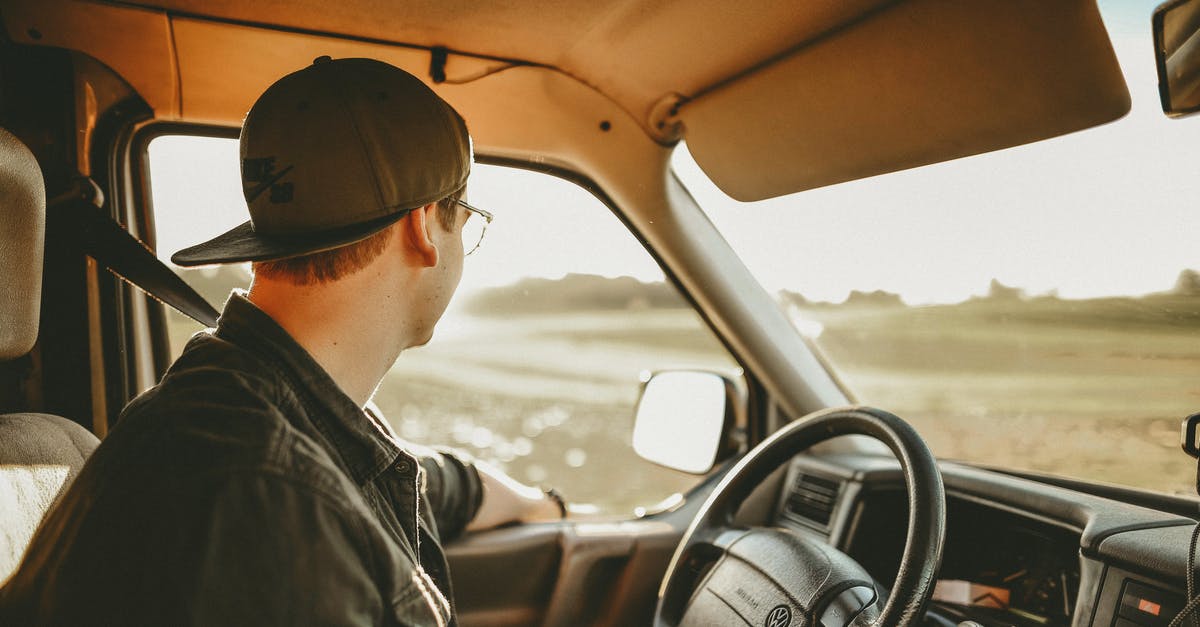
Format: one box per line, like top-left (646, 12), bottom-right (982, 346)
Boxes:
top-left (164, 269), bottom-right (1200, 514)
top-left (373, 309), bottom-right (737, 515)
top-left (797, 294), bottom-right (1200, 496)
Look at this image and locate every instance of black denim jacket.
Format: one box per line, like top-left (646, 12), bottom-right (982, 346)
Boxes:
top-left (1, 293), bottom-right (482, 626)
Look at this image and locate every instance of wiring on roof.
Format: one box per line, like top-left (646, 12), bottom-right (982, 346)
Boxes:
top-left (429, 46), bottom-right (525, 85)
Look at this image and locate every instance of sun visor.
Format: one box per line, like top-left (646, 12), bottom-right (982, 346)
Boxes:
top-left (678, 0), bottom-right (1130, 201)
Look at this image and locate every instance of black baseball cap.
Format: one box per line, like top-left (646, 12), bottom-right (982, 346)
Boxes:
top-left (171, 56), bottom-right (472, 266)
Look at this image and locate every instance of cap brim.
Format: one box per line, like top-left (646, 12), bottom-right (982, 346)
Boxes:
top-left (170, 209), bottom-right (413, 267)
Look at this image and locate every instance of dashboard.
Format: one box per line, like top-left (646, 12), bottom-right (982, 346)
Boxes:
top-left (846, 490), bottom-right (1080, 626)
top-left (769, 454), bottom-right (1197, 627)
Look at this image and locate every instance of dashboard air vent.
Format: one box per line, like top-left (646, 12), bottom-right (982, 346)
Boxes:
top-left (783, 472), bottom-right (841, 530)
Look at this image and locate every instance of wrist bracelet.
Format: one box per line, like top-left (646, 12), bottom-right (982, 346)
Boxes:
top-left (543, 487), bottom-right (567, 519)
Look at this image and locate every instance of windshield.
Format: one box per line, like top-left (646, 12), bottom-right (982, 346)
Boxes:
top-left (673, 0), bottom-right (1200, 496)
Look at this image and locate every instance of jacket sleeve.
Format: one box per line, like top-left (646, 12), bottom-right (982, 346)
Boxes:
top-left (412, 445), bottom-right (484, 541)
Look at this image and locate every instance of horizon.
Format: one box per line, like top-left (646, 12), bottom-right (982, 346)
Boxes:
top-left (179, 263), bottom-right (1200, 309)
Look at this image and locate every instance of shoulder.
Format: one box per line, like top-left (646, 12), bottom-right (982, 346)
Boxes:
top-left (118, 330), bottom-right (301, 440)
top-left (96, 332), bottom-right (339, 494)
top-left (146, 330), bottom-right (294, 408)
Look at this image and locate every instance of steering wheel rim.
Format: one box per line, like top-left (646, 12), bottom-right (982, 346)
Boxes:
top-left (654, 406), bottom-right (946, 627)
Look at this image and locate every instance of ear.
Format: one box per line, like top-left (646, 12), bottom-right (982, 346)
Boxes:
top-left (400, 203), bottom-right (440, 268)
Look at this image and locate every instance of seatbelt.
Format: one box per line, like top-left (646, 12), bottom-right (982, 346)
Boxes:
top-left (47, 177), bottom-right (220, 327)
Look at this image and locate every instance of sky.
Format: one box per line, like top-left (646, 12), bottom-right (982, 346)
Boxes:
top-left (150, 0), bottom-right (1200, 306)
top-left (674, 0), bottom-right (1200, 304)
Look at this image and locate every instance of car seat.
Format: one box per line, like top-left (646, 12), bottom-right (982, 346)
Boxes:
top-left (0, 127), bottom-right (100, 585)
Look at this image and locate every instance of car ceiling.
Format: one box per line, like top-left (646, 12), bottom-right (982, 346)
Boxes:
top-left (122, 0), bottom-right (893, 129)
top-left (3, 0), bottom-right (1132, 202)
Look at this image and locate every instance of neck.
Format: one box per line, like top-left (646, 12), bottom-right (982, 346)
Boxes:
top-left (247, 266), bottom-right (422, 407)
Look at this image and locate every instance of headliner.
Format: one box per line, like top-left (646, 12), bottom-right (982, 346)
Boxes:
top-left (3, 0), bottom-right (1130, 200)
top-left (116, 0), bottom-right (893, 134)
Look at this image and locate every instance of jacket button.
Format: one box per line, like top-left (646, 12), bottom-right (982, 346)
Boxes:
top-left (395, 460), bottom-right (412, 474)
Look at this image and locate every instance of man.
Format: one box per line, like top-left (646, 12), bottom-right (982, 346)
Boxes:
top-left (0, 57), bottom-right (561, 625)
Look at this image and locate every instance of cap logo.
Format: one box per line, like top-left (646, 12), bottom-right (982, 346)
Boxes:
top-left (243, 156), bottom-right (295, 204)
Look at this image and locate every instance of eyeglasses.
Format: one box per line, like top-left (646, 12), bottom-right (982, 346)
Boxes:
top-left (456, 198), bottom-right (493, 256)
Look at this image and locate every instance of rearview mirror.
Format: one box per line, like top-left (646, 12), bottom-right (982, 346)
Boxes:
top-left (1154, 0), bottom-right (1200, 117)
top-left (631, 370), bottom-right (744, 474)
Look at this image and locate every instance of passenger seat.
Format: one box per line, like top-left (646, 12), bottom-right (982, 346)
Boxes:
top-left (0, 127), bottom-right (100, 585)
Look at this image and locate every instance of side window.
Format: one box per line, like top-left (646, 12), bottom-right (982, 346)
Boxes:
top-left (147, 133), bottom-right (740, 517)
top-left (147, 135), bottom-right (252, 350)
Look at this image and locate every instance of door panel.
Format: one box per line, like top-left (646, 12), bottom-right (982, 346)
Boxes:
top-left (447, 521), bottom-right (683, 627)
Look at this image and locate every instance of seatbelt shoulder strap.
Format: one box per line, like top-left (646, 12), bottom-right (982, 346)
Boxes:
top-left (48, 177), bottom-right (220, 327)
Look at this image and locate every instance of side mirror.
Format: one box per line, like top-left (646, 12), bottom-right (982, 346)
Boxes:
top-left (1154, 0), bottom-right (1200, 117)
top-left (631, 370), bottom-right (744, 474)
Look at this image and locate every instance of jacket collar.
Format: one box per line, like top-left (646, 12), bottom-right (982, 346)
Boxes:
top-left (213, 291), bottom-right (400, 486)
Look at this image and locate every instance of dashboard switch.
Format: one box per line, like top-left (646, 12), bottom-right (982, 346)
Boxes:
top-left (1119, 581), bottom-right (1182, 627)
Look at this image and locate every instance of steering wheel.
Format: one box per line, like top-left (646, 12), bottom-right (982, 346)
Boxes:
top-left (654, 406), bottom-right (946, 627)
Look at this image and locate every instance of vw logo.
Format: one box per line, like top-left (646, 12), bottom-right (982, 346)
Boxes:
top-left (765, 604), bottom-right (792, 627)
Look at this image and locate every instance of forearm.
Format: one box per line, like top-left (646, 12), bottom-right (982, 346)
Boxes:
top-left (466, 460), bottom-right (564, 531)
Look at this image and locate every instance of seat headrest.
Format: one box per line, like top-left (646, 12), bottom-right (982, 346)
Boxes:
top-left (0, 128), bottom-right (45, 360)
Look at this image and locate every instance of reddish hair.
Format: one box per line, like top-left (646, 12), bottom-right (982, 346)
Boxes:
top-left (252, 190), bottom-right (462, 285)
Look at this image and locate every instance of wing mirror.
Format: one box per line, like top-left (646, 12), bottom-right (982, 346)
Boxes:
top-left (631, 370), bottom-right (745, 474)
top-left (1154, 0), bottom-right (1200, 117)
